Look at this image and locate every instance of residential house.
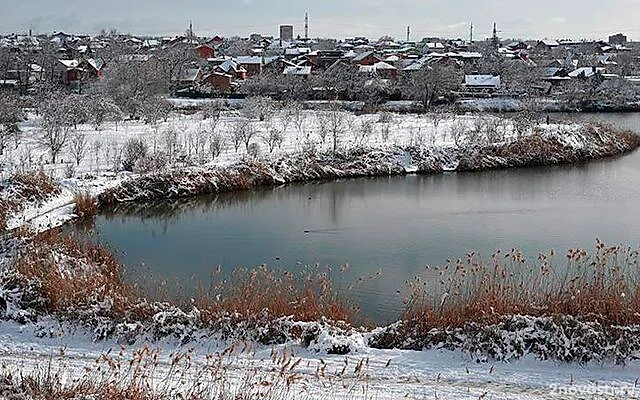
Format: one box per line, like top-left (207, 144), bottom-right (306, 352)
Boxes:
top-left (464, 75), bottom-right (501, 91)
top-left (506, 41), bottom-right (529, 51)
top-left (358, 61), bottom-right (398, 79)
top-left (535, 40), bottom-right (560, 52)
top-left (174, 67), bottom-right (203, 89)
top-left (215, 59), bottom-right (248, 80)
top-left (196, 44), bottom-right (215, 59)
top-left (352, 51), bottom-right (382, 66)
top-left (201, 72), bottom-right (233, 93)
top-left (56, 59), bottom-right (83, 86)
top-left (79, 58), bottom-right (105, 79)
top-left (283, 65), bottom-right (312, 77)
top-left (236, 56), bottom-right (263, 77)
top-left (542, 67), bottom-right (571, 85)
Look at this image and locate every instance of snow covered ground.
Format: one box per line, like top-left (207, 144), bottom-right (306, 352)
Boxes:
top-left (1, 320), bottom-right (639, 399)
top-left (3, 106), bottom-right (587, 233)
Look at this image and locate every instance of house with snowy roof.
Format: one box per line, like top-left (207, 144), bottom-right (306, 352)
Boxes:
top-left (236, 56), bottom-right (263, 77)
top-left (535, 40), bottom-right (560, 52)
top-left (464, 75), bottom-right (501, 92)
top-left (359, 61), bottom-right (398, 79)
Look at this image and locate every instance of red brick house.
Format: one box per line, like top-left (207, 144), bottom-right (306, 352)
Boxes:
top-left (201, 72), bottom-right (233, 93)
top-left (352, 51), bottom-right (383, 66)
top-left (236, 56), bottom-right (263, 77)
top-left (79, 58), bottom-right (105, 79)
top-left (195, 44), bottom-right (215, 59)
top-left (207, 36), bottom-right (224, 46)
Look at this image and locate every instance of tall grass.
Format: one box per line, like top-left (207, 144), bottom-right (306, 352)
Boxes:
top-left (73, 192), bottom-right (97, 218)
top-left (195, 266), bottom-right (357, 324)
top-left (404, 240), bottom-right (640, 330)
top-left (13, 231), bottom-right (355, 326)
top-left (0, 341), bottom-right (373, 399)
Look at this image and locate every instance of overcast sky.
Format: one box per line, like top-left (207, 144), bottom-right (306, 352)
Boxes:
top-left (3, 0), bottom-right (640, 41)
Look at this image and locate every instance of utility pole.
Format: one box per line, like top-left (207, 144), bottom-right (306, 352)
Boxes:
top-left (469, 22), bottom-right (473, 43)
top-left (305, 12), bottom-right (309, 39)
top-left (407, 26), bottom-right (411, 42)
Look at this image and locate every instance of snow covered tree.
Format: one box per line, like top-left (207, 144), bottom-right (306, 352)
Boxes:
top-left (68, 132), bottom-right (88, 166)
top-left (122, 138), bottom-right (148, 171)
top-left (317, 103), bottom-right (347, 153)
top-left (38, 100), bottom-right (73, 164)
top-left (87, 96), bottom-right (123, 130)
top-left (261, 128), bottom-right (284, 153)
top-left (243, 96), bottom-right (276, 122)
top-left (0, 94), bottom-right (24, 155)
top-left (399, 65), bottom-right (462, 109)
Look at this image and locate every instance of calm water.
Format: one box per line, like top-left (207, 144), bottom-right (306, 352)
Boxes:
top-left (74, 113), bottom-right (640, 323)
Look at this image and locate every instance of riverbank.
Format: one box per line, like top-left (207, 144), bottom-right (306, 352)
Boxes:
top-left (2, 230), bottom-right (640, 398)
top-left (95, 121), bottom-right (639, 206)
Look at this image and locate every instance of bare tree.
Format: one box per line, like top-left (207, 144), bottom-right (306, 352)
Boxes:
top-left (449, 118), bottom-right (468, 147)
top-left (209, 132), bottom-right (225, 160)
top-left (378, 112), bottom-right (393, 141)
top-left (163, 126), bottom-right (179, 163)
top-left (68, 132), bottom-right (88, 166)
top-left (317, 104), bottom-right (347, 153)
top-left (122, 138), bottom-right (148, 171)
top-left (430, 108), bottom-right (449, 135)
top-left (355, 118), bottom-right (374, 147)
top-left (399, 65), bottom-right (462, 109)
top-left (289, 101), bottom-right (307, 138)
top-left (0, 94), bottom-right (23, 155)
top-left (38, 100), bottom-right (72, 164)
top-left (87, 96), bottom-right (123, 131)
top-left (243, 96), bottom-right (276, 122)
top-left (232, 118), bottom-right (256, 152)
top-left (261, 128), bottom-right (284, 153)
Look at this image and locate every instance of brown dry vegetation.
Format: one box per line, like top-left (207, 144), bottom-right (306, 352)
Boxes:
top-left (13, 231), bottom-right (355, 326)
top-left (0, 342), bottom-right (366, 400)
top-left (195, 266), bottom-right (356, 324)
top-left (73, 192), bottom-right (97, 218)
top-left (14, 229), bottom-right (134, 318)
top-left (0, 172), bottom-right (60, 230)
top-left (403, 240), bottom-right (640, 331)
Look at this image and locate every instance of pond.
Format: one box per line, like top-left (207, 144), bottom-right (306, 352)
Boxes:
top-left (73, 113), bottom-right (640, 324)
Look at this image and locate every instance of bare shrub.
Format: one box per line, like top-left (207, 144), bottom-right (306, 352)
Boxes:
top-left (74, 192), bottom-right (97, 218)
top-left (122, 139), bottom-right (149, 172)
top-left (261, 129), bottom-right (284, 153)
top-left (378, 112), bottom-right (393, 141)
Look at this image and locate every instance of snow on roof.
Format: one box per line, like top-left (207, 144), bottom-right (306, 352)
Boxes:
top-left (465, 75), bottom-right (501, 88)
top-left (58, 59), bottom-right (80, 69)
top-left (373, 61), bottom-right (396, 70)
top-left (359, 61), bottom-right (397, 74)
top-left (457, 51), bottom-right (483, 59)
top-left (85, 58), bottom-right (105, 71)
top-left (539, 40), bottom-right (560, 47)
top-left (385, 55), bottom-right (400, 62)
top-left (425, 42), bottom-right (445, 49)
top-left (0, 79), bottom-right (18, 87)
top-left (217, 59), bottom-right (247, 74)
top-left (236, 56), bottom-right (262, 65)
top-left (177, 68), bottom-right (201, 82)
top-left (352, 51), bottom-right (376, 62)
top-left (568, 67), bottom-right (605, 78)
top-left (283, 66), bottom-right (312, 75)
